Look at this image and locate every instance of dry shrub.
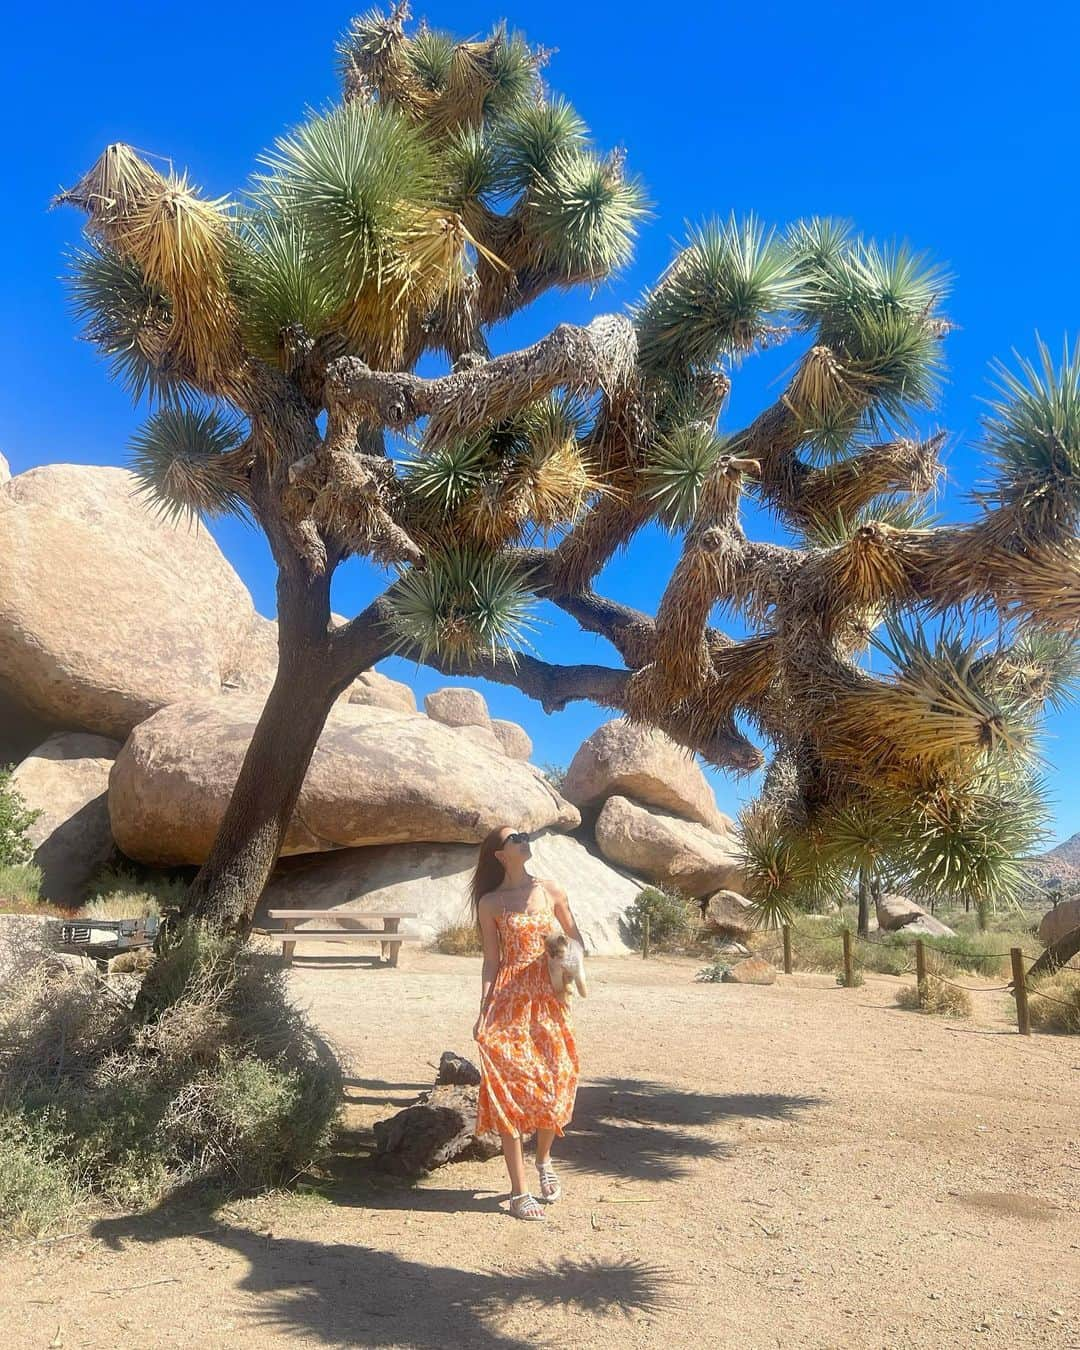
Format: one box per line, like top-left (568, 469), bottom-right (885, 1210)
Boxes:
top-left (433, 921), bottom-right (483, 955)
top-left (896, 972), bottom-right (972, 1017)
top-left (0, 926), bottom-right (342, 1236)
top-left (626, 887), bottom-right (700, 951)
top-left (1028, 970), bottom-right (1080, 1033)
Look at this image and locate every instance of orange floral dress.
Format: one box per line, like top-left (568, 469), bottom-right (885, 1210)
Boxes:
top-left (475, 884), bottom-right (580, 1139)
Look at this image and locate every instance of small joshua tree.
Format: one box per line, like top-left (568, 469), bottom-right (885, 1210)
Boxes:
top-left (58, 6), bottom-right (1079, 938)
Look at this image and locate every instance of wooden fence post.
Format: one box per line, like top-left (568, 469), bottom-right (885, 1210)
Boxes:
top-left (915, 939), bottom-right (927, 1009)
top-left (1011, 947), bottom-right (1031, 1036)
top-left (782, 925), bottom-right (793, 976)
top-left (642, 913), bottom-right (651, 960)
top-left (842, 928), bottom-right (854, 988)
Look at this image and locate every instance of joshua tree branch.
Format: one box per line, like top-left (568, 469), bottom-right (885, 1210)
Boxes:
top-left (323, 314), bottom-right (637, 445)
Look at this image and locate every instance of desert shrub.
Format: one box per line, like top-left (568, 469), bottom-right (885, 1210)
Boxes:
top-left (1028, 970), bottom-right (1080, 1033)
top-left (836, 968), bottom-right (865, 987)
top-left (695, 962), bottom-right (731, 983)
top-left (626, 886), bottom-right (699, 951)
top-left (0, 769), bottom-right (40, 866)
top-left (432, 921), bottom-right (483, 955)
top-left (0, 1108), bottom-right (82, 1238)
top-left (0, 861), bottom-right (46, 912)
top-left (0, 927), bottom-right (341, 1235)
top-left (896, 973), bottom-right (972, 1017)
top-left (539, 762), bottom-right (569, 793)
top-left (81, 863), bottom-right (189, 919)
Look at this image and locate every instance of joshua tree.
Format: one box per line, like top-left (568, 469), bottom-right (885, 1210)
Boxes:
top-left (59, 5), bottom-right (1079, 938)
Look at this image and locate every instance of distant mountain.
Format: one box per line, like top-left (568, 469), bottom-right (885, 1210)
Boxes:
top-left (1025, 831), bottom-right (1080, 891)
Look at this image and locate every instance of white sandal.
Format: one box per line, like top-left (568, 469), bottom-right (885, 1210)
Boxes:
top-left (536, 1161), bottom-right (561, 1203)
top-left (509, 1192), bottom-right (545, 1221)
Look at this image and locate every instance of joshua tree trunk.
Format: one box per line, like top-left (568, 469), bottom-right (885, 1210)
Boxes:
top-left (182, 564), bottom-right (377, 936)
top-left (1026, 924), bottom-right (1080, 984)
top-left (857, 864), bottom-right (872, 939)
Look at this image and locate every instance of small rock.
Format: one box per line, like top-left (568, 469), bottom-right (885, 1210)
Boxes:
top-left (704, 889), bottom-right (754, 936)
top-left (491, 718), bottom-right (532, 762)
top-left (373, 1053), bottom-right (500, 1175)
top-left (721, 957), bottom-right (777, 986)
top-left (424, 687), bottom-right (491, 729)
top-left (435, 1051), bottom-right (482, 1087)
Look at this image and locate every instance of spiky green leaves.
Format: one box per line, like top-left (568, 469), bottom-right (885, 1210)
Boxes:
top-left (67, 245), bottom-right (191, 406)
top-left (257, 100), bottom-right (438, 298)
top-left (739, 806), bottom-right (846, 928)
top-left (981, 336), bottom-right (1080, 534)
top-left (383, 547), bottom-right (537, 665)
top-left (530, 150), bottom-right (647, 280)
top-left (129, 406), bottom-right (250, 525)
top-left (642, 425), bottom-right (723, 528)
top-left (493, 98), bottom-right (587, 194)
top-left (233, 213), bottom-right (341, 361)
top-left (636, 216), bottom-right (803, 377)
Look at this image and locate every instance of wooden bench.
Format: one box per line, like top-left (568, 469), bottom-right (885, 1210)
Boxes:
top-left (264, 910), bottom-right (420, 966)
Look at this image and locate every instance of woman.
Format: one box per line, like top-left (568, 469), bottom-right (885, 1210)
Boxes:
top-left (471, 825), bottom-right (583, 1221)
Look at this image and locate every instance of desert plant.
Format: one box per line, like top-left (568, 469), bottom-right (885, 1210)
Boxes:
top-left (540, 762), bottom-right (570, 793)
top-left (0, 769), bottom-right (40, 867)
top-left (896, 972), bottom-right (973, 1017)
top-left (432, 920), bottom-right (483, 955)
top-left (0, 862), bottom-right (45, 912)
top-left (695, 961), bottom-right (732, 983)
top-left (626, 886), bottom-right (698, 951)
top-left (1027, 970), bottom-right (1080, 1033)
top-left (56, 8), bottom-right (1079, 951)
top-left (0, 933), bottom-right (341, 1233)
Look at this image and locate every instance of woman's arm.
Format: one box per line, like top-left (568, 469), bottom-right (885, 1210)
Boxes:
top-left (473, 899), bottom-right (501, 1039)
top-left (547, 881), bottom-right (584, 948)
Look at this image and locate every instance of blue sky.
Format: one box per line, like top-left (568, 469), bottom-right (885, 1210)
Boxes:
top-left (3, 1), bottom-right (1078, 843)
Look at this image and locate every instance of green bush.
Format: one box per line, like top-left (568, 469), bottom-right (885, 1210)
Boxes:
top-left (539, 762), bottom-right (569, 793)
top-left (695, 962), bottom-right (731, 983)
top-left (0, 769), bottom-right (40, 867)
top-left (0, 861), bottom-right (45, 912)
top-left (626, 886), bottom-right (699, 951)
top-left (0, 1109), bottom-right (82, 1238)
top-left (0, 927), bottom-right (342, 1236)
top-left (1028, 970), bottom-right (1080, 1034)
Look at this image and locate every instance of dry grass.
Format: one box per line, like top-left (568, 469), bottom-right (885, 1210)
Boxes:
top-left (431, 921), bottom-right (483, 956)
top-left (895, 973), bottom-right (973, 1017)
top-left (1028, 970), bottom-right (1080, 1033)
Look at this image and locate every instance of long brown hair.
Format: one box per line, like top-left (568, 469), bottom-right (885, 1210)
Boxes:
top-left (470, 826), bottom-right (509, 923)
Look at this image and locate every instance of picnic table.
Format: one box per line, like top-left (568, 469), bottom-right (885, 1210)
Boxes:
top-left (263, 910), bottom-right (420, 966)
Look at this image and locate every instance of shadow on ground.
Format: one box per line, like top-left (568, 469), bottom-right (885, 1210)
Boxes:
top-left (92, 1198), bottom-right (676, 1349)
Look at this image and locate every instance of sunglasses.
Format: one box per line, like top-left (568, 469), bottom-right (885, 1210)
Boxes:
top-left (503, 831), bottom-right (531, 845)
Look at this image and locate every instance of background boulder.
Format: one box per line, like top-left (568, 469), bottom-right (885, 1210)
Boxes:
top-left (564, 719), bottom-right (729, 830)
top-left (875, 892), bottom-right (956, 938)
top-left (10, 732), bottom-right (120, 902)
top-left (594, 794), bottom-right (742, 896)
top-left (1038, 897), bottom-right (1080, 947)
top-left (424, 687), bottom-right (491, 728)
top-left (109, 699), bottom-right (580, 866)
top-left (703, 890), bottom-right (755, 936)
top-left (491, 719), bottom-right (532, 761)
top-left (258, 829), bottom-right (641, 955)
top-left (0, 464), bottom-right (267, 738)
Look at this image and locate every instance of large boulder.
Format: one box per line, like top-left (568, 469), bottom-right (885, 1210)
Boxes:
top-left (0, 464), bottom-right (268, 738)
top-left (491, 719), bottom-right (532, 762)
top-left (10, 733), bottom-right (120, 902)
top-left (704, 889), bottom-right (755, 936)
top-left (564, 719), bottom-right (729, 829)
top-left (258, 829), bottom-right (642, 955)
top-left (876, 892), bottom-right (956, 938)
top-left (110, 698), bottom-right (579, 867)
top-left (0, 681), bottom-right (56, 769)
top-left (424, 687), bottom-right (491, 729)
top-left (594, 795), bottom-right (741, 897)
top-left (1039, 897), bottom-right (1080, 947)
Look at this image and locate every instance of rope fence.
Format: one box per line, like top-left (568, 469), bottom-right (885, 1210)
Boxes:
top-left (771, 923), bottom-right (1080, 1034)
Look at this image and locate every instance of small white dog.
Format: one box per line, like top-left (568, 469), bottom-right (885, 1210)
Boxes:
top-left (545, 931), bottom-right (587, 1006)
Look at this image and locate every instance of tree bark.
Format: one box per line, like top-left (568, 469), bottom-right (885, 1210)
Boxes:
top-left (857, 864), bottom-right (872, 939)
top-left (180, 566), bottom-right (381, 936)
top-left (1026, 924), bottom-right (1080, 984)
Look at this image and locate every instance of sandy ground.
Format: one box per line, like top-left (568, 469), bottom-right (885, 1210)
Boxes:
top-left (5, 949), bottom-right (1079, 1350)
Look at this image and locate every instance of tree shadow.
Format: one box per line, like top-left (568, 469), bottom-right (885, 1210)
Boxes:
top-left (91, 1201), bottom-right (677, 1349)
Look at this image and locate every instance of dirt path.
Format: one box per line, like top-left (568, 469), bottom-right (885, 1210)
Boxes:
top-left (5, 952), bottom-right (1079, 1349)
